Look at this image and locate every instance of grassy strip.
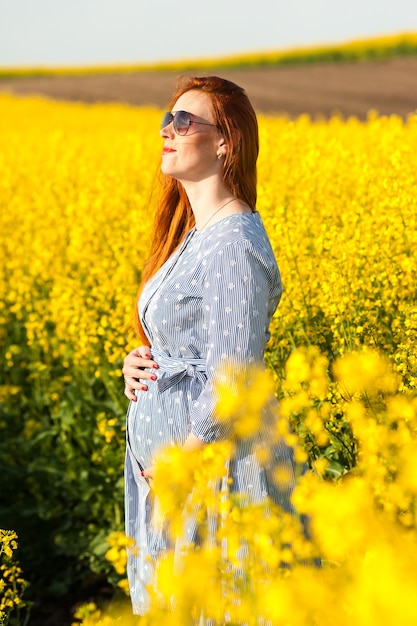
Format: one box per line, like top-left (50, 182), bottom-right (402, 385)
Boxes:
top-left (0, 31), bottom-right (417, 79)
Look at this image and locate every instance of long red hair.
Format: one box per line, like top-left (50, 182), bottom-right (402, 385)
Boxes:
top-left (134, 75), bottom-right (259, 342)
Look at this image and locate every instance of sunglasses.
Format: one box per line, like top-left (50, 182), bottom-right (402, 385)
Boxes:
top-left (161, 110), bottom-right (218, 136)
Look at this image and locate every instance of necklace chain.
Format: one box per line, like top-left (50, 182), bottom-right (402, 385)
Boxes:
top-left (197, 198), bottom-right (237, 231)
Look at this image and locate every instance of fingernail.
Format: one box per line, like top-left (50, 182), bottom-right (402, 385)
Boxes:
top-left (151, 375), bottom-right (157, 381)
top-left (141, 471), bottom-right (145, 476)
top-left (145, 353), bottom-right (151, 358)
top-left (141, 385), bottom-right (147, 391)
top-left (152, 364), bottom-right (159, 369)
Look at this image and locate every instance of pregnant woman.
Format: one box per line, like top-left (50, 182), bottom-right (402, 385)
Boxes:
top-left (122, 75), bottom-right (302, 615)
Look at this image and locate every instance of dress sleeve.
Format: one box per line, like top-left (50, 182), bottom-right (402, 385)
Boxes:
top-left (189, 239), bottom-right (279, 443)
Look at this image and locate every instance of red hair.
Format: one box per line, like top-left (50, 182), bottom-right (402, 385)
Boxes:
top-left (134, 76), bottom-right (259, 342)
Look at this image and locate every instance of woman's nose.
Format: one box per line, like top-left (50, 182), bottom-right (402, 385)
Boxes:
top-left (160, 122), bottom-right (174, 139)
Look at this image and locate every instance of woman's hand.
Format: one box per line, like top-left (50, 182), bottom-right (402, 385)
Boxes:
top-left (183, 433), bottom-right (205, 452)
top-left (141, 467), bottom-right (155, 480)
top-left (141, 437), bottom-right (204, 487)
top-left (122, 345), bottom-right (159, 402)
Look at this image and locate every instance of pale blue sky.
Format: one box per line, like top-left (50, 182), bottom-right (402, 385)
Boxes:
top-left (1, 0), bottom-right (417, 66)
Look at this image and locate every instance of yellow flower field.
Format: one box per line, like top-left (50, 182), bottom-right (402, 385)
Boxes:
top-left (1, 31), bottom-right (416, 76)
top-left (1, 93), bottom-right (417, 625)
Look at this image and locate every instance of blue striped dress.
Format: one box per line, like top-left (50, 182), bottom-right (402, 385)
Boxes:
top-left (125, 211), bottom-right (300, 614)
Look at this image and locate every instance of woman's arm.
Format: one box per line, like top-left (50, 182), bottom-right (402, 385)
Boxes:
top-left (188, 239), bottom-right (276, 443)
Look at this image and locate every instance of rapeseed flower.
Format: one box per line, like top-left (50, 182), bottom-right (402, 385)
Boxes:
top-left (2, 94), bottom-right (417, 625)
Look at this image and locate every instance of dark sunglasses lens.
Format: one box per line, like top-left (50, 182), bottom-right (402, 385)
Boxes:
top-left (161, 112), bottom-right (173, 128)
top-left (173, 111), bottom-right (191, 135)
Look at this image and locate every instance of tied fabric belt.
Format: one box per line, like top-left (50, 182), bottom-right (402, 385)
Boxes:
top-left (150, 348), bottom-right (207, 393)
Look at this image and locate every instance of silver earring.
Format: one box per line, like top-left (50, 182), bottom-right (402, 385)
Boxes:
top-left (217, 151), bottom-right (223, 160)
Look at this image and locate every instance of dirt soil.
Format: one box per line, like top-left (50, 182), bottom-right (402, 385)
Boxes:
top-left (1, 56), bottom-right (417, 119)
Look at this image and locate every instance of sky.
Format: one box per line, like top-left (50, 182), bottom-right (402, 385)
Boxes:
top-left (1, 0), bottom-right (417, 66)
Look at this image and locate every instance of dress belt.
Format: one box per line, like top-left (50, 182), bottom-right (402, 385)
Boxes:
top-left (150, 348), bottom-right (207, 393)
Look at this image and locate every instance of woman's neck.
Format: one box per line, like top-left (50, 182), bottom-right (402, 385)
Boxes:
top-left (182, 179), bottom-right (249, 231)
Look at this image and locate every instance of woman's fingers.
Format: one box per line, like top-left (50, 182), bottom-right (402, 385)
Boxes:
top-left (122, 345), bottom-right (159, 400)
top-left (141, 466), bottom-right (155, 480)
top-left (122, 347), bottom-right (159, 376)
top-left (123, 359), bottom-right (158, 380)
top-left (137, 345), bottom-right (152, 359)
top-left (124, 384), bottom-right (139, 402)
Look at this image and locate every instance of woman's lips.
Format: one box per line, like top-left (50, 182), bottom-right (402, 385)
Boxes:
top-left (162, 147), bottom-right (176, 155)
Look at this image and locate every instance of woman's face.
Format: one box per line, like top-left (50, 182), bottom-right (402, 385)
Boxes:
top-left (160, 90), bottom-right (224, 183)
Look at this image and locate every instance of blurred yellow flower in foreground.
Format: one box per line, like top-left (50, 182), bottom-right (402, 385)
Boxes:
top-left (333, 349), bottom-right (399, 396)
top-left (216, 363), bottom-right (275, 438)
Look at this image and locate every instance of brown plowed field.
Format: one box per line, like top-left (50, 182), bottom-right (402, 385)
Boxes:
top-left (1, 56), bottom-right (416, 119)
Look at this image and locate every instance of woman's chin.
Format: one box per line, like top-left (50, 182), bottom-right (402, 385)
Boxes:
top-left (161, 167), bottom-right (182, 183)
top-left (161, 163), bottom-right (175, 176)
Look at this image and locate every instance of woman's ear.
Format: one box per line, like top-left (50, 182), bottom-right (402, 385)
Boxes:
top-left (216, 137), bottom-right (229, 160)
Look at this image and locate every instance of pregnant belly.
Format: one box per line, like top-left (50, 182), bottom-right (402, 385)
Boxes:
top-left (126, 378), bottom-right (201, 469)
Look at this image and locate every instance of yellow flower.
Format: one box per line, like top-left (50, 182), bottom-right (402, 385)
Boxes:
top-left (333, 349), bottom-right (399, 396)
top-left (2, 91), bottom-right (417, 626)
